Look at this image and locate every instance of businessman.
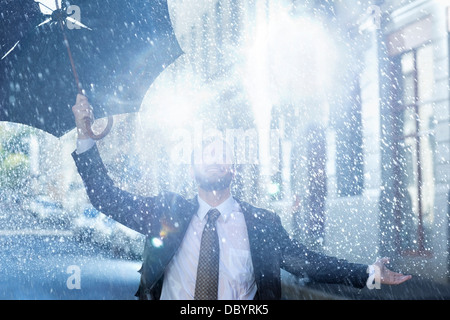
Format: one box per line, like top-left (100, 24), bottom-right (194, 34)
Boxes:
top-left (71, 94), bottom-right (411, 300)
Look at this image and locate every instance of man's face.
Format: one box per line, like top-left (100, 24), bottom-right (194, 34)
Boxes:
top-left (191, 139), bottom-right (234, 192)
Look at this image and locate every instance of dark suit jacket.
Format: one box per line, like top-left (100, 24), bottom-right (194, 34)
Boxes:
top-left (72, 145), bottom-right (369, 300)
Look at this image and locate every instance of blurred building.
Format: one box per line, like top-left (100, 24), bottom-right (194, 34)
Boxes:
top-left (321, 0), bottom-right (449, 282)
top-left (164, 0), bottom-right (450, 282)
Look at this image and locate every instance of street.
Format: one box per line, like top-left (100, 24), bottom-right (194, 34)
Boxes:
top-left (0, 198), bottom-right (141, 300)
top-left (0, 235), bottom-right (141, 300)
top-left (2, 195), bottom-right (450, 301)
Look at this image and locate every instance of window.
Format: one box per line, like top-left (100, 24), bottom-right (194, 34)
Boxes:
top-left (395, 44), bottom-right (435, 255)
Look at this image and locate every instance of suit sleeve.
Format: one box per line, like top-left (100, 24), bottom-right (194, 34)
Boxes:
top-left (71, 144), bottom-right (163, 236)
top-left (274, 214), bottom-right (368, 288)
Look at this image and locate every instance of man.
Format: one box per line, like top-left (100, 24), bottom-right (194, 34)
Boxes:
top-left (71, 94), bottom-right (411, 300)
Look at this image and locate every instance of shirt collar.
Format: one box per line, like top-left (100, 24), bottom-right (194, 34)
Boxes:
top-left (197, 195), bottom-right (240, 222)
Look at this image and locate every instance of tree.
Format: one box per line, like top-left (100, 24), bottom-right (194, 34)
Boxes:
top-left (0, 124), bottom-right (32, 191)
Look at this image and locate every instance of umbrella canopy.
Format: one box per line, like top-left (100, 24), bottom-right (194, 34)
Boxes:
top-left (0, 0), bottom-right (183, 137)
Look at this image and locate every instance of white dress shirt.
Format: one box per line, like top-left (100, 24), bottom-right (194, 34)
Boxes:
top-left (160, 195), bottom-right (257, 300)
top-left (76, 138), bottom-right (95, 154)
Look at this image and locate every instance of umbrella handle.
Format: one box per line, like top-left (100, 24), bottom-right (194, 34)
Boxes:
top-left (83, 116), bottom-right (114, 140)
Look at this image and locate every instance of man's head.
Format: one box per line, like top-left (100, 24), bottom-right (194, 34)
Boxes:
top-left (190, 135), bottom-right (235, 192)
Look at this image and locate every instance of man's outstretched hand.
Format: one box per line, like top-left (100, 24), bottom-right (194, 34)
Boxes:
top-left (375, 257), bottom-right (412, 285)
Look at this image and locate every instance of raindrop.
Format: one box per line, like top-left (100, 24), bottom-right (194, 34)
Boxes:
top-left (8, 96), bottom-right (16, 105)
top-left (151, 237), bottom-right (163, 248)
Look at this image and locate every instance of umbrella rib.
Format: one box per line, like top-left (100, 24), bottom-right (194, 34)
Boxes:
top-left (36, 17), bottom-right (53, 28)
top-left (1, 2), bottom-right (54, 60)
top-left (1, 40), bottom-right (20, 60)
top-left (66, 17), bottom-right (92, 31)
top-left (1, 16), bottom-right (52, 60)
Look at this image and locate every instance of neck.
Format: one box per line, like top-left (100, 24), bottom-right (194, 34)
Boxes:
top-left (198, 187), bottom-right (231, 207)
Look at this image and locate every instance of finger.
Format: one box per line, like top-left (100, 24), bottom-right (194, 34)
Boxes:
top-left (389, 274), bottom-right (412, 285)
top-left (379, 257), bottom-right (390, 265)
top-left (72, 101), bottom-right (93, 114)
top-left (400, 275), bottom-right (412, 283)
top-left (76, 93), bottom-right (88, 104)
top-left (72, 104), bottom-right (92, 114)
top-left (73, 108), bottom-right (93, 120)
top-left (381, 271), bottom-right (412, 284)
